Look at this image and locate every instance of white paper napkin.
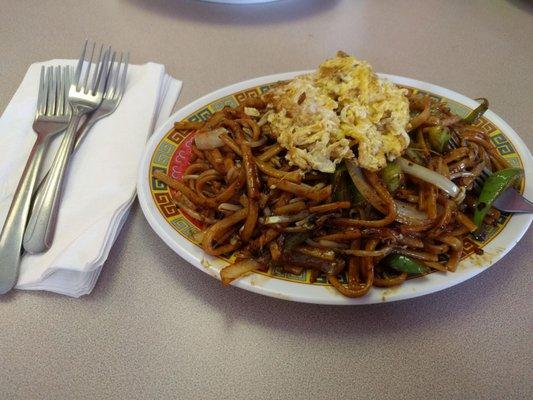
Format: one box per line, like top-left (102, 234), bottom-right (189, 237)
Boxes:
top-left (0, 59), bottom-right (181, 297)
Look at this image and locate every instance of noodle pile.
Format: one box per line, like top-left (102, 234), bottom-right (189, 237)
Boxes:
top-left (153, 88), bottom-right (509, 298)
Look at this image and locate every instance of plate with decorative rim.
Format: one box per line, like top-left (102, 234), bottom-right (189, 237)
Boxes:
top-left (137, 71), bottom-right (532, 305)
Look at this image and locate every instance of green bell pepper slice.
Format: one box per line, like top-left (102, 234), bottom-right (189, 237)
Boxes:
top-left (474, 168), bottom-right (523, 227)
top-left (380, 161), bottom-right (403, 193)
top-left (425, 126), bottom-right (451, 153)
top-left (379, 254), bottom-right (430, 274)
top-left (463, 98), bottom-right (489, 124)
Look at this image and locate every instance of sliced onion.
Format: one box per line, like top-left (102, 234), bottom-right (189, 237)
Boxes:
top-left (247, 137), bottom-right (267, 148)
top-left (179, 205), bottom-right (217, 224)
top-left (260, 211), bottom-right (309, 225)
top-left (244, 107), bottom-right (260, 117)
top-left (226, 166), bottom-right (239, 182)
top-left (305, 239), bottom-right (349, 249)
top-left (394, 199), bottom-right (430, 225)
top-left (218, 203), bottom-right (243, 212)
top-left (397, 157), bottom-right (460, 198)
top-left (194, 127), bottom-right (228, 150)
top-left (345, 160), bottom-right (386, 213)
top-left (220, 259), bottom-right (260, 285)
top-left (257, 110), bottom-right (272, 127)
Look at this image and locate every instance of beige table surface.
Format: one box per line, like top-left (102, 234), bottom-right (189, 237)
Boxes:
top-left (1, 1), bottom-right (532, 399)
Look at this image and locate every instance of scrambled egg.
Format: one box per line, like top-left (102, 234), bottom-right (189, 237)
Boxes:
top-left (266, 51), bottom-right (410, 172)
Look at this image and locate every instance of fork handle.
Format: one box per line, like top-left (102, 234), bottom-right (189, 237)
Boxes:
top-left (23, 112), bottom-right (84, 254)
top-left (32, 113), bottom-right (95, 203)
top-left (0, 137), bottom-right (48, 293)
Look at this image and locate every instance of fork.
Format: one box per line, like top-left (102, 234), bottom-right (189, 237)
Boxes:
top-left (30, 51), bottom-right (129, 209)
top-left (72, 50), bottom-right (129, 151)
top-left (448, 133), bottom-right (533, 213)
top-left (23, 42), bottom-right (111, 254)
top-left (0, 66), bottom-right (71, 294)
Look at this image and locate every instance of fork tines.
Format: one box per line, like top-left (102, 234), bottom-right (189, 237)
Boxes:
top-left (105, 51), bottom-right (129, 100)
top-left (36, 65), bottom-right (71, 118)
top-left (74, 40), bottom-right (111, 94)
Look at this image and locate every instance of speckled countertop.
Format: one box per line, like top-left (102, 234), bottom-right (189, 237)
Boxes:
top-left (1, 1), bottom-right (532, 399)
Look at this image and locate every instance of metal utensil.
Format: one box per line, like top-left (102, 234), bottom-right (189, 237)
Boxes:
top-left (492, 187), bottom-right (533, 213)
top-left (0, 66), bottom-right (71, 294)
top-left (448, 132), bottom-right (532, 213)
top-left (31, 51), bottom-right (130, 206)
top-left (23, 42), bottom-right (111, 254)
top-left (73, 50), bottom-right (129, 150)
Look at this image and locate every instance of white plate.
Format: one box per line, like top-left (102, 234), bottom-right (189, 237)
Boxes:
top-left (137, 71), bottom-right (532, 305)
